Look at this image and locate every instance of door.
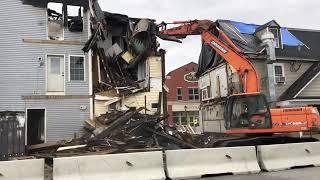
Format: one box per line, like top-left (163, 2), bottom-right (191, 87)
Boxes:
top-left (47, 55), bottom-right (64, 92)
top-left (26, 109), bottom-right (45, 145)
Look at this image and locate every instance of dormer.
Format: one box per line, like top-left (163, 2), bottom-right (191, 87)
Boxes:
top-left (255, 20), bottom-right (281, 48)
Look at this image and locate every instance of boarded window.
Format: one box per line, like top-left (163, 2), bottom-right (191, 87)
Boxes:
top-left (47, 3), bottom-right (64, 40)
top-left (70, 56), bottom-right (85, 81)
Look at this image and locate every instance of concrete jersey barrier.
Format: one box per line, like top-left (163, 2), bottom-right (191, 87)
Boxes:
top-left (0, 159), bottom-right (44, 180)
top-left (257, 142), bottom-right (320, 171)
top-left (165, 146), bottom-right (260, 179)
top-left (53, 151), bottom-right (166, 180)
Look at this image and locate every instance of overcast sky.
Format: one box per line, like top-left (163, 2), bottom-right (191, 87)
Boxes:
top-left (98, 0), bottom-right (320, 73)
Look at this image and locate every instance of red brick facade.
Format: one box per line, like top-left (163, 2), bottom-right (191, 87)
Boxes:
top-left (165, 62), bottom-right (200, 127)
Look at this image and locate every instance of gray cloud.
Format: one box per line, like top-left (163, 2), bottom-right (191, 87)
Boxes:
top-left (99, 0), bottom-right (320, 73)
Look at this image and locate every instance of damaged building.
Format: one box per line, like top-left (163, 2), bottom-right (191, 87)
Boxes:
top-left (0, 0), bottom-right (166, 155)
top-left (84, 1), bottom-right (166, 118)
top-left (197, 20), bottom-right (320, 132)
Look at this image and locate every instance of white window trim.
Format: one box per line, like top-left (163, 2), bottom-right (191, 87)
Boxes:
top-left (201, 88), bottom-right (209, 101)
top-left (268, 27), bottom-right (281, 49)
top-left (25, 108), bottom-right (47, 145)
top-left (273, 63), bottom-right (286, 84)
top-left (279, 28), bottom-right (284, 49)
top-left (68, 55), bottom-right (86, 82)
top-left (46, 54), bottom-right (66, 95)
top-left (188, 87), bottom-right (199, 101)
top-left (46, 3), bottom-right (65, 41)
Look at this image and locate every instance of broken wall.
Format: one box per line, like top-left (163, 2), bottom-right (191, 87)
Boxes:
top-left (84, 0), bottom-right (164, 116)
top-left (119, 56), bottom-right (163, 114)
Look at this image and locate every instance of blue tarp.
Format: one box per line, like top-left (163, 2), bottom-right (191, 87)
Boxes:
top-left (230, 20), bottom-right (305, 46)
top-left (280, 28), bottom-right (305, 46)
top-left (230, 21), bottom-right (259, 34)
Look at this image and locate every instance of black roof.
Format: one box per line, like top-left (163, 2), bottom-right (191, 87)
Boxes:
top-left (276, 29), bottom-right (320, 60)
top-left (21, 0), bottom-right (89, 8)
top-left (196, 20), bottom-right (320, 76)
top-left (254, 20), bottom-right (280, 34)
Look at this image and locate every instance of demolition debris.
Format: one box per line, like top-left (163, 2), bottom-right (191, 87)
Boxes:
top-left (28, 108), bottom-right (204, 157)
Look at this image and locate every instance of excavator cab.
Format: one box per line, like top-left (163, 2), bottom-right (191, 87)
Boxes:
top-left (224, 93), bottom-right (272, 130)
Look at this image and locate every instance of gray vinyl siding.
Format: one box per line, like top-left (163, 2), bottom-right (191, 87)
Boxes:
top-left (0, 0), bottom-right (90, 110)
top-left (298, 74), bottom-right (320, 97)
top-left (0, 0), bottom-right (90, 141)
top-left (252, 61), bottom-right (269, 96)
top-left (253, 60), bottom-right (313, 99)
top-left (274, 62), bottom-right (312, 98)
top-left (25, 99), bottom-right (90, 142)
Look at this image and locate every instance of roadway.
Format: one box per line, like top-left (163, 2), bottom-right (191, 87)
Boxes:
top-left (193, 167), bottom-right (320, 180)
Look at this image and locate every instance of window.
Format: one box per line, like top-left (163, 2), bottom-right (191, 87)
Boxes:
top-left (47, 3), bottom-right (83, 40)
top-left (181, 116), bottom-right (187, 125)
top-left (151, 103), bottom-right (159, 109)
top-left (201, 89), bottom-right (208, 100)
top-left (269, 28), bottom-right (280, 48)
top-left (67, 5), bottom-right (84, 32)
top-left (273, 64), bottom-right (285, 84)
top-left (177, 88), bottom-right (182, 100)
top-left (189, 115), bottom-right (200, 127)
top-left (173, 112), bottom-right (181, 125)
top-left (47, 3), bottom-right (63, 40)
top-left (70, 56), bottom-right (85, 81)
top-left (188, 88), bottom-right (199, 100)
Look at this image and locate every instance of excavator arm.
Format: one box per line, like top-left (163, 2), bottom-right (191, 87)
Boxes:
top-left (159, 20), bottom-right (260, 93)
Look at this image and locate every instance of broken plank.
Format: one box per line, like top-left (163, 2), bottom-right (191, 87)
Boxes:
top-left (22, 38), bottom-right (84, 45)
top-left (92, 107), bottom-right (144, 140)
top-left (28, 142), bottom-right (62, 151)
top-left (143, 127), bottom-right (198, 149)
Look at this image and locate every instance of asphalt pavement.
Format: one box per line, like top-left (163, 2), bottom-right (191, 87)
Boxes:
top-left (192, 167), bottom-right (320, 180)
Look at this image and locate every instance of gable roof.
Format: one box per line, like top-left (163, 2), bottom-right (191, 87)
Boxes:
top-left (254, 20), bottom-right (280, 34)
top-left (216, 19), bottom-right (307, 53)
top-left (276, 29), bottom-right (320, 60)
top-left (167, 62), bottom-right (198, 76)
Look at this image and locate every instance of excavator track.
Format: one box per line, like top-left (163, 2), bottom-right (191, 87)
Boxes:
top-left (212, 136), bottom-right (319, 147)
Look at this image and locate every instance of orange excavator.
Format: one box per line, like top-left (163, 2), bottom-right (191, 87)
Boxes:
top-left (158, 20), bottom-right (320, 145)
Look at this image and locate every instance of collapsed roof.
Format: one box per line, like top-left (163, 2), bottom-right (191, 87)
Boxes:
top-left (83, 0), bottom-right (160, 94)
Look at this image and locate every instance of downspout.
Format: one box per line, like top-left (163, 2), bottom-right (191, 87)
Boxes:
top-left (259, 30), bottom-right (277, 107)
top-left (160, 49), bottom-right (168, 119)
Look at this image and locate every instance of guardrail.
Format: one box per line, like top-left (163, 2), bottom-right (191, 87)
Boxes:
top-left (0, 142), bottom-right (320, 179)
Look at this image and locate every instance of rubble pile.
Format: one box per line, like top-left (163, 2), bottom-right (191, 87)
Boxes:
top-left (28, 108), bottom-right (204, 157)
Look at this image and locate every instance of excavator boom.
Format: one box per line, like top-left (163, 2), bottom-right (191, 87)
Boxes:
top-left (159, 20), bottom-right (260, 93)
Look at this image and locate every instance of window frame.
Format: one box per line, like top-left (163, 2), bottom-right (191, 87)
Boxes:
top-left (67, 5), bottom-right (84, 32)
top-left (269, 27), bottom-right (281, 49)
top-left (273, 63), bottom-right (285, 84)
top-left (47, 2), bottom-right (65, 41)
top-left (68, 55), bottom-right (86, 82)
top-left (188, 87), bottom-right (200, 101)
top-left (177, 87), bottom-right (183, 101)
